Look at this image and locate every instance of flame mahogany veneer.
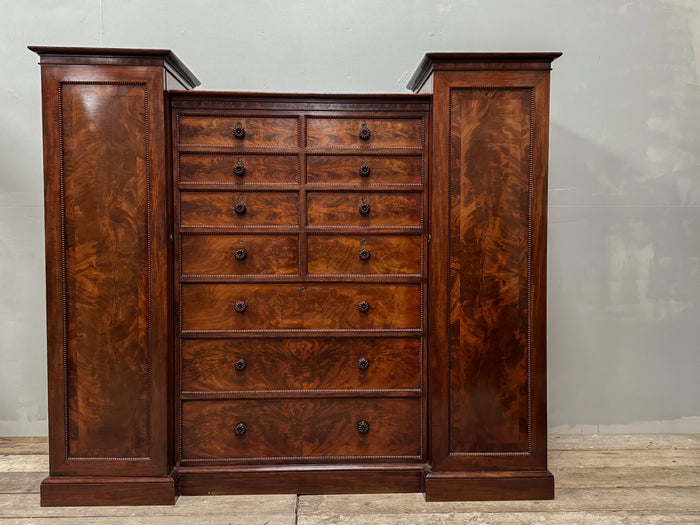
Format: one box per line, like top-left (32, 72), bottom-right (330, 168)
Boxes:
top-left (31, 47), bottom-right (560, 506)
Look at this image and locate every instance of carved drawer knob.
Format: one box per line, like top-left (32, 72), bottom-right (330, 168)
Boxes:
top-left (359, 160), bottom-right (371, 177)
top-left (358, 301), bottom-right (370, 313)
top-left (359, 123), bottom-right (371, 141)
top-left (358, 357), bottom-right (370, 370)
top-left (235, 359), bottom-right (247, 371)
top-left (234, 203), bottom-right (247, 215)
top-left (233, 121), bottom-right (246, 139)
top-left (234, 248), bottom-right (248, 261)
top-left (234, 301), bottom-right (247, 313)
top-left (234, 422), bottom-right (247, 436)
top-left (233, 158), bottom-right (246, 177)
top-left (358, 249), bottom-right (371, 261)
top-left (357, 420), bottom-right (370, 434)
top-left (358, 203), bottom-right (371, 216)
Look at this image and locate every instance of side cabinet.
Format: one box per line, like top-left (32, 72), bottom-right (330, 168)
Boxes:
top-left (408, 53), bottom-right (560, 500)
top-left (30, 47), bottom-right (199, 505)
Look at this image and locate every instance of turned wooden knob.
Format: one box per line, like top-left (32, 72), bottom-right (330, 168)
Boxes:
top-left (233, 122), bottom-right (246, 139)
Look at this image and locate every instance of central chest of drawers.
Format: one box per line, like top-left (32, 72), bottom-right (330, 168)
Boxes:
top-left (172, 95), bottom-right (429, 466)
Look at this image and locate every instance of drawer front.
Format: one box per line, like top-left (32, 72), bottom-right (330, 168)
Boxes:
top-left (306, 118), bottom-right (422, 149)
top-left (307, 192), bottom-right (421, 228)
top-left (179, 153), bottom-right (299, 185)
top-left (181, 283), bottom-right (422, 331)
top-left (181, 398), bottom-right (422, 460)
top-left (181, 338), bottom-right (421, 392)
top-left (178, 116), bottom-right (299, 147)
top-left (306, 155), bottom-right (422, 185)
top-left (182, 399), bottom-right (303, 459)
top-left (307, 235), bottom-right (421, 275)
top-left (180, 192), bottom-right (298, 227)
top-left (181, 234), bottom-right (299, 276)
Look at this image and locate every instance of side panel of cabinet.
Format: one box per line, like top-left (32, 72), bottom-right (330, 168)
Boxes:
top-left (429, 71), bottom-right (550, 472)
top-left (41, 65), bottom-right (169, 477)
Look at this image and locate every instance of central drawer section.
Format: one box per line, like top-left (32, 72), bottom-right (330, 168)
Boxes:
top-left (173, 95), bottom-right (428, 466)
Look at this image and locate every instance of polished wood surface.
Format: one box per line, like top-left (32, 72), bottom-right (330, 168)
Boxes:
top-left (181, 398), bottom-right (422, 460)
top-left (178, 116), bottom-right (299, 147)
top-left (180, 283), bottom-right (422, 331)
top-left (181, 234), bottom-right (299, 276)
top-left (306, 155), bottom-right (422, 185)
top-left (35, 49), bottom-right (557, 504)
top-left (180, 191), bottom-right (299, 227)
top-left (306, 118), bottom-right (423, 149)
top-left (416, 54), bottom-right (557, 482)
top-left (62, 82), bottom-right (150, 458)
top-left (32, 48), bottom-right (192, 491)
top-left (307, 192), bottom-right (422, 228)
top-left (179, 153), bottom-right (300, 185)
top-left (448, 88), bottom-right (531, 454)
top-left (181, 337), bottom-right (422, 392)
top-left (307, 235), bottom-right (421, 275)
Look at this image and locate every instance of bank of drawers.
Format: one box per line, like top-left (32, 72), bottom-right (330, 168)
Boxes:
top-left (174, 107), bottom-right (426, 463)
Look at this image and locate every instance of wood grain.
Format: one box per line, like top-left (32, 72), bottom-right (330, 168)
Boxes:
top-left (62, 83), bottom-right (150, 459)
top-left (181, 398), bottom-right (421, 460)
top-left (181, 337), bottom-right (421, 392)
top-left (180, 191), bottom-right (298, 227)
top-left (306, 155), bottom-right (422, 185)
top-left (447, 88), bottom-right (532, 455)
top-left (180, 283), bottom-right (422, 331)
top-left (181, 234), bottom-right (299, 276)
top-left (306, 118), bottom-right (422, 149)
top-left (307, 192), bottom-right (421, 228)
top-left (178, 116), bottom-right (299, 147)
top-left (307, 235), bottom-right (421, 275)
top-left (179, 153), bottom-right (300, 185)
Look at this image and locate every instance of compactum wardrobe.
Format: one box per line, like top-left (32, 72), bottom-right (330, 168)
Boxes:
top-left (30, 47), bottom-right (560, 505)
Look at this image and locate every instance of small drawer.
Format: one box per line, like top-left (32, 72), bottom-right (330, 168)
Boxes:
top-left (307, 155), bottom-right (422, 185)
top-left (180, 192), bottom-right (298, 227)
top-left (181, 337), bottom-right (421, 392)
top-left (306, 118), bottom-right (422, 149)
top-left (181, 399), bottom-right (303, 460)
top-left (181, 234), bottom-right (299, 276)
top-left (179, 153), bottom-right (300, 185)
top-left (178, 115), bottom-right (299, 147)
top-left (307, 235), bottom-right (421, 275)
top-left (181, 398), bottom-right (422, 460)
top-left (307, 192), bottom-right (421, 228)
top-left (180, 283), bottom-right (422, 331)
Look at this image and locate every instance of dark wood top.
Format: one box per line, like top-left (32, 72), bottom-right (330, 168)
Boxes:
top-left (406, 52), bottom-right (562, 92)
top-left (170, 90), bottom-right (430, 111)
top-left (28, 46), bottom-right (200, 89)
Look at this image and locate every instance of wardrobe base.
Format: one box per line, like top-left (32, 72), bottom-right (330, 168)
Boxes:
top-left (425, 470), bottom-right (555, 501)
top-left (177, 464), bottom-right (424, 496)
top-left (40, 474), bottom-right (178, 506)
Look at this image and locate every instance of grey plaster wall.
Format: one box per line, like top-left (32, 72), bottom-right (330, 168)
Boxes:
top-left (0, 0), bottom-right (698, 435)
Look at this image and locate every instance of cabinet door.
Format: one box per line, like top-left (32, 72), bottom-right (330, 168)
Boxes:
top-left (429, 72), bottom-right (551, 472)
top-left (40, 65), bottom-right (170, 477)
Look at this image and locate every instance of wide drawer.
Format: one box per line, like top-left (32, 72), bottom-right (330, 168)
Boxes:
top-left (180, 191), bottom-right (298, 227)
top-left (181, 337), bottom-right (421, 392)
top-left (178, 115), bottom-right (299, 147)
top-left (181, 398), bottom-right (422, 460)
top-left (306, 118), bottom-right (422, 149)
top-left (179, 153), bottom-right (299, 185)
top-left (307, 192), bottom-right (422, 228)
top-left (180, 283), bottom-right (422, 331)
top-left (307, 235), bottom-right (421, 275)
top-left (306, 155), bottom-right (422, 185)
top-left (181, 234), bottom-right (299, 276)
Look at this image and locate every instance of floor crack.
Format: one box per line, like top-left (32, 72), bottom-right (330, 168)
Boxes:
top-left (294, 494), bottom-right (300, 525)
